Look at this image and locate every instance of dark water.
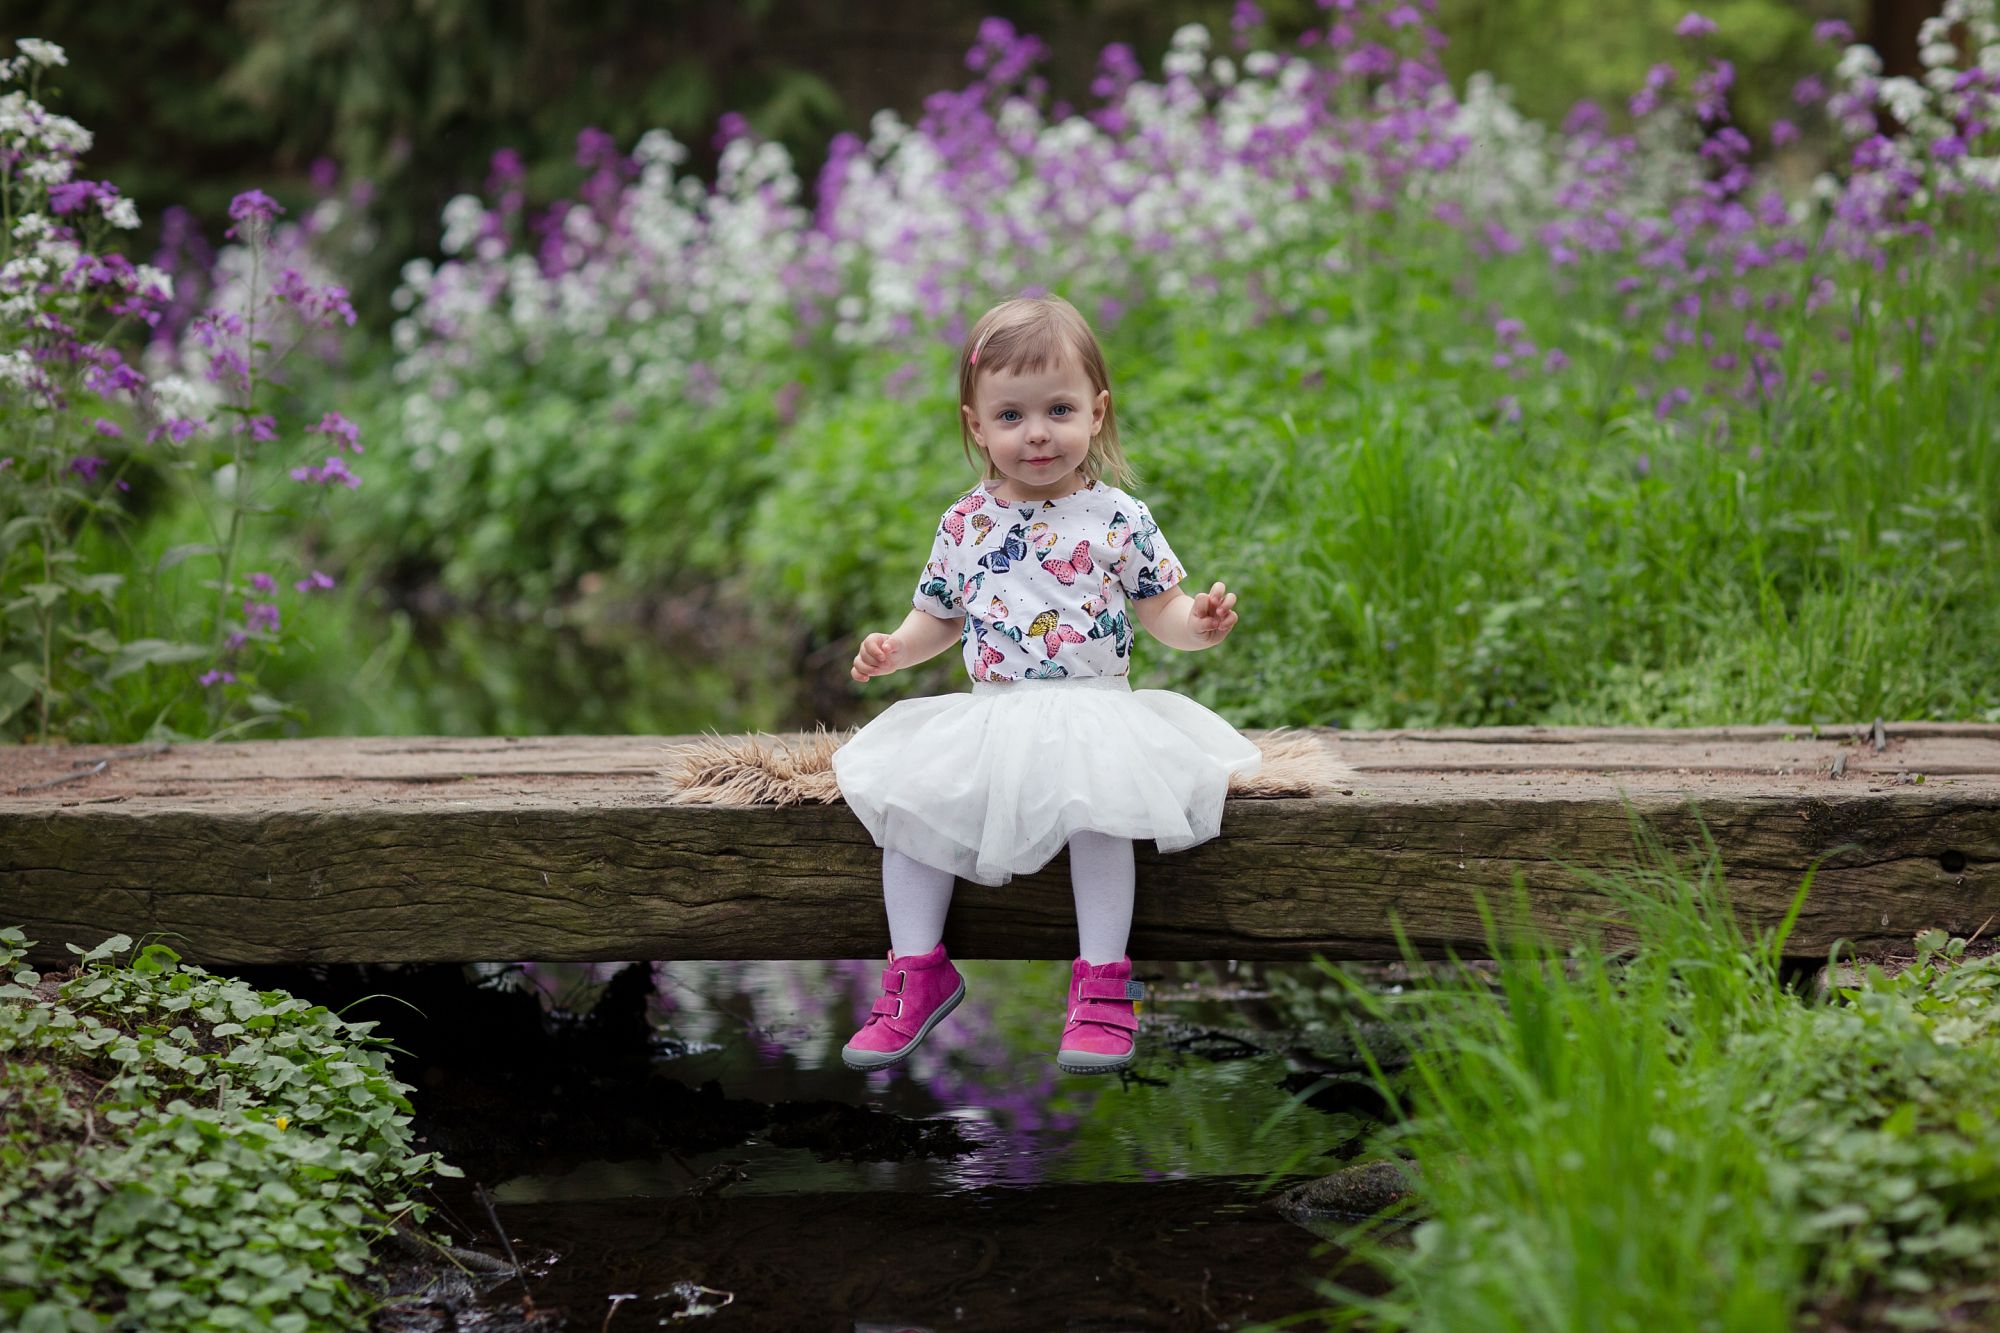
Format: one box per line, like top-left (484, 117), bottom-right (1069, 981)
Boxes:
top-left (259, 606), bottom-right (1386, 1326)
top-left (252, 956), bottom-right (1388, 1331)
top-left (289, 593), bottom-right (866, 738)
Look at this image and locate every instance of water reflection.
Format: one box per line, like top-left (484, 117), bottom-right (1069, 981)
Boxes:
top-left (282, 596), bottom-right (819, 737)
top-left (489, 958), bottom-right (1365, 1203)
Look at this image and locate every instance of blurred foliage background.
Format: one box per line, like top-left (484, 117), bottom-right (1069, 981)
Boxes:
top-left (3, 0), bottom-right (1878, 323)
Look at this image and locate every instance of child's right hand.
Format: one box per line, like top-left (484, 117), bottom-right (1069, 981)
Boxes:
top-left (851, 632), bottom-right (903, 682)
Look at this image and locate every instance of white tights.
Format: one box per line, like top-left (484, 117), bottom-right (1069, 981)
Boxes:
top-left (883, 831), bottom-right (1134, 964)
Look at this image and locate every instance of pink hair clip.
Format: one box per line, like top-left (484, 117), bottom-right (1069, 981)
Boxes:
top-left (969, 332), bottom-right (990, 367)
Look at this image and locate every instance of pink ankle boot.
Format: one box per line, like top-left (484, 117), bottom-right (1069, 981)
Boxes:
top-left (1058, 956), bottom-right (1144, 1074)
top-left (841, 941), bottom-right (966, 1071)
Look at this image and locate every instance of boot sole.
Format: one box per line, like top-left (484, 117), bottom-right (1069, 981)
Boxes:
top-left (840, 977), bottom-right (966, 1071)
top-left (1057, 1049), bottom-right (1133, 1075)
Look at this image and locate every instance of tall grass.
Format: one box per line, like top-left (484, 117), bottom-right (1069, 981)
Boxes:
top-left (1306, 823), bottom-right (2000, 1329)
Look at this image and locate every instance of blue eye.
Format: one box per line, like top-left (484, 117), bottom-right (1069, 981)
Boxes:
top-left (1051, 404), bottom-right (1072, 417)
top-left (999, 410), bottom-right (1021, 422)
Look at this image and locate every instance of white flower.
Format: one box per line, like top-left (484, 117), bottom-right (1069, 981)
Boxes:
top-left (11, 211), bottom-right (49, 240)
top-left (1836, 44), bottom-right (1884, 82)
top-left (634, 128), bottom-right (687, 167)
top-left (22, 157), bottom-right (72, 185)
top-left (148, 373), bottom-right (207, 422)
top-left (439, 194), bottom-right (486, 256)
top-left (1921, 41), bottom-right (1961, 69)
top-left (102, 195), bottom-right (139, 229)
top-left (131, 263), bottom-right (173, 302)
top-left (1877, 75), bottom-right (1929, 124)
top-left (15, 39), bottom-right (67, 68)
top-left (0, 349), bottom-right (40, 387)
top-left (2, 255), bottom-right (50, 284)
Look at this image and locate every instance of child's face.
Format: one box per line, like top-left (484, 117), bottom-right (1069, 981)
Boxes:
top-left (961, 358), bottom-right (1108, 500)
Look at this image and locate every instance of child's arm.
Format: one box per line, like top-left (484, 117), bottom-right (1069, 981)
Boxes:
top-left (1133, 580), bottom-right (1238, 652)
top-left (852, 608), bottom-right (966, 681)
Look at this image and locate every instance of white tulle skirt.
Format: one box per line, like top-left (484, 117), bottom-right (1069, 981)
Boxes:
top-left (831, 674), bottom-right (1262, 887)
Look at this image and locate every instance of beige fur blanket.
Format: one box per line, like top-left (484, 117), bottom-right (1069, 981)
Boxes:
top-left (659, 727), bottom-right (1355, 805)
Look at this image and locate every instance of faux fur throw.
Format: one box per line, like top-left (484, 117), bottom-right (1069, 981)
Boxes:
top-left (659, 726), bottom-right (1356, 806)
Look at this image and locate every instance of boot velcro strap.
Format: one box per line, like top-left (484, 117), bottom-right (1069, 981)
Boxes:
top-left (1069, 1003), bottom-right (1139, 1034)
top-left (1078, 978), bottom-right (1144, 1004)
top-left (870, 995), bottom-right (905, 1020)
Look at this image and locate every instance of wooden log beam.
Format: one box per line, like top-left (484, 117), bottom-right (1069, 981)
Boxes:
top-left (2, 726), bottom-right (1996, 966)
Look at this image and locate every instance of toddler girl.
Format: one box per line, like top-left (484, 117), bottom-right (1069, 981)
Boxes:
top-left (831, 294), bottom-right (1260, 1075)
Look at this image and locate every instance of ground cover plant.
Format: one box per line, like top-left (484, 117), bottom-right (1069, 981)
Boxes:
top-left (1316, 835), bottom-right (2000, 1329)
top-left (0, 927), bottom-right (463, 1329)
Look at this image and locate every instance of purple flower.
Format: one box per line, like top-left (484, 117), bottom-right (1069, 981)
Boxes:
top-left (249, 572), bottom-right (277, 593)
top-left (712, 112), bottom-right (750, 151)
top-left (66, 455), bottom-right (108, 482)
top-left (304, 410), bottom-right (363, 453)
top-left (1770, 119), bottom-right (1800, 147)
top-left (487, 147), bottom-right (525, 193)
top-left (244, 600), bottom-right (281, 634)
top-left (1654, 386), bottom-right (1692, 419)
top-left (273, 267), bottom-right (358, 329)
top-left (289, 455), bottom-right (361, 489)
top-left (224, 189), bottom-right (285, 240)
top-left (91, 418), bottom-right (124, 438)
top-left (1812, 19), bottom-right (1853, 44)
top-left (1794, 75), bottom-right (1826, 106)
top-left (47, 179), bottom-right (116, 216)
top-left (1483, 221), bottom-right (1523, 255)
top-left (199, 669), bottom-right (236, 687)
top-left (1675, 12), bottom-right (1717, 38)
top-left (294, 569), bottom-right (336, 593)
top-left (236, 414), bottom-right (277, 443)
top-left (149, 417), bottom-right (204, 446)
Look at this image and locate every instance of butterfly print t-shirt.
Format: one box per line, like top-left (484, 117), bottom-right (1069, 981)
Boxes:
top-left (912, 477), bottom-right (1186, 682)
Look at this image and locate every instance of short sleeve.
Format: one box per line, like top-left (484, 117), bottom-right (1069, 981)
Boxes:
top-left (1118, 498), bottom-right (1185, 600)
top-left (912, 519), bottom-right (963, 616)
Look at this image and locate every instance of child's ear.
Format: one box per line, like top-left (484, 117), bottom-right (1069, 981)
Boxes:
top-left (962, 403), bottom-right (983, 447)
top-left (1091, 388), bottom-right (1109, 436)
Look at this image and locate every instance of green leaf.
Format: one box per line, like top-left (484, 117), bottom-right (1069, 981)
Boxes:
top-left (81, 934), bottom-right (132, 963)
top-left (0, 666), bottom-right (34, 726)
top-left (60, 626), bottom-right (121, 654)
top-left (104, 639), bottom-right (211, 682)
top-left (132, 943), bottom-right (182, 975)
top-left (72, 572), bottom-right (125, 601)
top-left (21, 582), bottom-right (65, 609)
top-left (0, 514), bottom-right (49, 554)
top-left (157, 543), bottom-right (225, 572)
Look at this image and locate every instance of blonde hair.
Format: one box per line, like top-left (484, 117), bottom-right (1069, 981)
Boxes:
top-left (957, 295), bottom-right (1137, 490)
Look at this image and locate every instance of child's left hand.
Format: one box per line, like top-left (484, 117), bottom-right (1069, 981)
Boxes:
top-left (1189, 581), bottom-right (1239, 645)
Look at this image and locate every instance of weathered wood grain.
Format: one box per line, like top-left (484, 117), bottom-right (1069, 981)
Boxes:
top-left (2, 727), bottom-right (1995, 965)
